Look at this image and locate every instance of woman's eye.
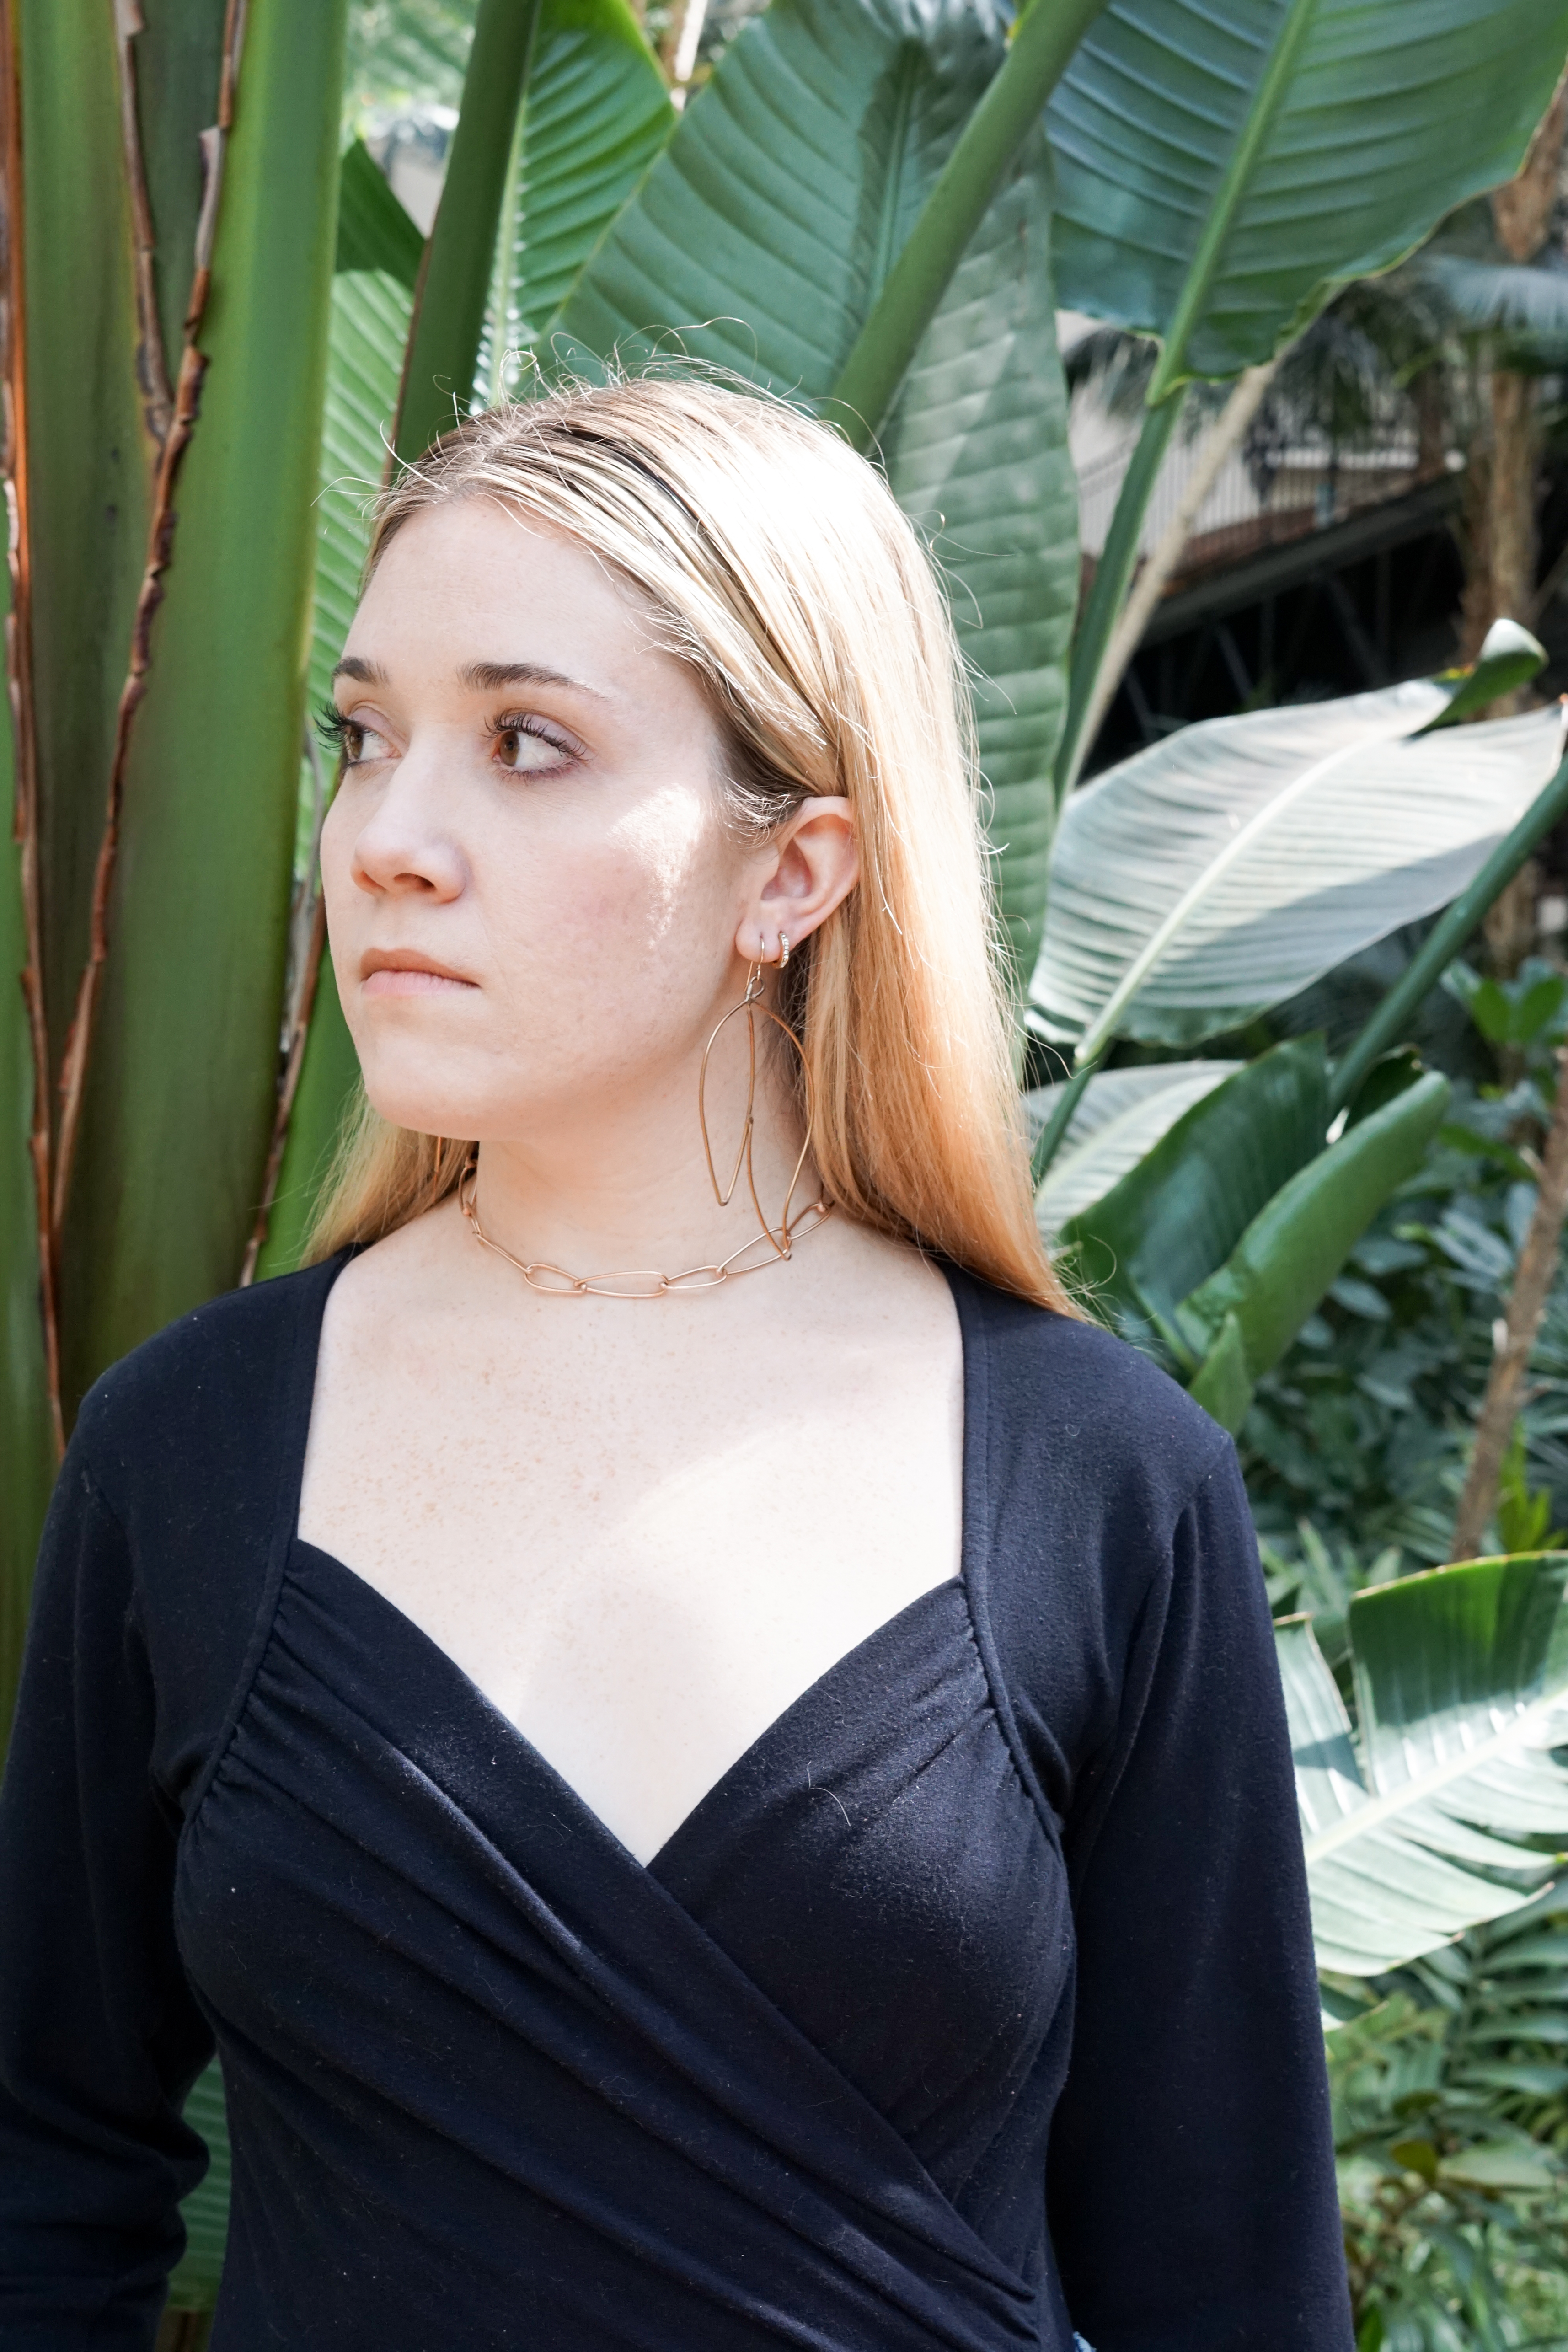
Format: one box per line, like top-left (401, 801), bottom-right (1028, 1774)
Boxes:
top-left (316, 706), bottom-right (395, 769)
top-left (491, 715), bottom-right (577, 775)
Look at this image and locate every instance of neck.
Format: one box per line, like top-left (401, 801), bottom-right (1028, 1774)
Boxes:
top-left (463, 1022), bottom-right (819, 1287)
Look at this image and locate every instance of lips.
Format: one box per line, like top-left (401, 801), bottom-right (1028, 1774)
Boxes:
top-left (360, 950), bottom-right (478, 997)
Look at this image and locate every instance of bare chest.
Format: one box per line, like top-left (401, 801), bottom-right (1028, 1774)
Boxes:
top-left (297, 1264), bottom-right (964, 1859)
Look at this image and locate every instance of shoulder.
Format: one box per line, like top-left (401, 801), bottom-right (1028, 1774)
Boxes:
top-left (943, 1265), bottom-right (1231, 1529)
top-left (946, 1270), bottom-right (1256, 1818)
top-left (72, 1258), bottom-right (343, 1532)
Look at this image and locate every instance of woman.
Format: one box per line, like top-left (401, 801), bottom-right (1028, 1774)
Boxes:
top-left (0, 377), bottom-right (1350, 2350)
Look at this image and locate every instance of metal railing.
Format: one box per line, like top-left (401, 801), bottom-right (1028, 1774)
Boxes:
top-left (1074, 418), bottom-right (1450, 586)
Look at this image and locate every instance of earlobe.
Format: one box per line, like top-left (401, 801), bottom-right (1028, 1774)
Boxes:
top-left (744, 795), bottom-right (857, 962)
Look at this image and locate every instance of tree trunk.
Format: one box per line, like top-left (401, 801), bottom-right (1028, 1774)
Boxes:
top-left (1454, 68), bottom-right (1568, 680)
top-left (1450, 1042), bottom-right (1568, 1561)
top-left (1491, 65), bottom-right (1568, 262)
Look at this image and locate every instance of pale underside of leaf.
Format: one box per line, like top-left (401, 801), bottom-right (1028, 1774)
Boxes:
top-left (1032, 696), bottom-right (1565, 1050)
top-left (1026, 1058), bottom-right (1238, 1232)
top-left (1278, 1613), bottom-right (1568, 1975)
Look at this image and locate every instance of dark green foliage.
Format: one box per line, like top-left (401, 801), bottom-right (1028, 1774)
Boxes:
top-left (1249, 960), bottom-right (1568, 1583)
top-left (1330, 1898), bottom-right (1568, 2348)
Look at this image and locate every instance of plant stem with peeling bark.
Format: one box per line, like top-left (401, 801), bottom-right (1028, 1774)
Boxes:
top-left (49, 0), bottom-right (251, 1243)
top-left (1450, 1041), bottom-right (1568, 1561)
top-left (0, 0), bottom-right (62, 1458)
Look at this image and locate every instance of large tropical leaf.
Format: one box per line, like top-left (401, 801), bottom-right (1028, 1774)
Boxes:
top-left (393, 0), bottom-right (542, 459)
top-left (484, 0), bottom-right (673, 390)
top-left (166, 2061), bottom-right (231, 2313)
top-left (1180, 1068), bottom-right (1448, 1427)
top-left (1279, 1554), bottom-right (1568, 1976)
top-left (549, 0), bottom-right (1077, 968)
top-left (875, 132), bottom-right (1076, 970)
top-left (253, 260), bottom-right (414, 1283)
top-left (16, 3), bottom-right (351, 1418)
top-left (551, 0), bottom-right (1007, 391)
top-left (0, 568), bottom-right (52, 1740)
top-left (1046, 0), bottom-right (1568, 396)
top-left (312, 268), bottom-right (416, 716)
top-left (1032, 686), bottom-right (1566, 1057)
top-left (1409, 246), bottom-right (1568, 375)
top-left (1027, 1058), bottom-right (1240, 1235)
top-left (16, 0), bottom-right (160, 1125)
top-left (1057, 1036), bottom-right (1330, 1342)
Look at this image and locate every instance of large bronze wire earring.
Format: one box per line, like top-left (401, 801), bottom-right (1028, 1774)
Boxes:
top-left (697, 953), bottom-right (818, 1260)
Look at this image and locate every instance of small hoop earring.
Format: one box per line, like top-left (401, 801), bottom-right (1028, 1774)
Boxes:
top-left (777, 933), bottom-right (791, 970)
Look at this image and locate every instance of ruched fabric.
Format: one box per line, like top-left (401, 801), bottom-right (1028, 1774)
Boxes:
top-left (0, 1254), bottom-right (1354, 2351)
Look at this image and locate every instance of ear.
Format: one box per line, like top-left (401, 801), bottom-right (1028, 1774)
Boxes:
top-left (733, 797), bottom-right (858, 965)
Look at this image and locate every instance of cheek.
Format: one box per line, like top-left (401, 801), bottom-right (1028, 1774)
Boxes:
top-left (318, 798), bottom-right (360, 968)
top-left (488, 784), bottom-right (729, 968)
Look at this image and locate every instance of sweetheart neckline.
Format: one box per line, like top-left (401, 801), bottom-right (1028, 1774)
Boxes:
top-left (286, 1534), bottom-right (969, 1875)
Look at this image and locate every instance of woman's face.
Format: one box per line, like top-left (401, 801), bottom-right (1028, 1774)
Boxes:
top-left (321, 498), bottom-right (791, 1145)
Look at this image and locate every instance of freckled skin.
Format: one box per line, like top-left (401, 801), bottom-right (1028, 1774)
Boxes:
top-left (301, 501), bottom-right (963, 1865)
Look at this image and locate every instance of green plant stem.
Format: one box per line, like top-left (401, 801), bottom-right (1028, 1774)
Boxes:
top-left (394, 0), bottom-right (542, 462)
top-left (1054, 387), bottom-right (1188, 800)
top-left (1329, 739), bottom-right (1568, 1114)
top-left (1029, 1054), bottom-right (1097, 1188)
top-left (1142, 0), bottom-right (1316, 407)
top-left (828, 0), bottom-right (1111, 450)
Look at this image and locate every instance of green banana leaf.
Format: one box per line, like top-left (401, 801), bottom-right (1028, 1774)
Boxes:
top-left (1180, 1070), bottom-right (1450, 1427)
top-left (1047, 0), bottom-right (1568, 398)
top-left (1033, 668), bottom-right (1563, 1059)
top-left (0, 568), bottom-right (52, 1740)
top-left (17, 0), bottom-right (157, 1099)
top-left (483, 0), bottom-right (674, 391)
top-left (253, 260), bottom-right (415, 1283)
top-left (550, 0), bottom-right (1077, 970)
top-left (260, 5), bottom-right (681, 1270)
top-left (26, 3), bottom-right (352, 1414)
top-left (166, 2061), bottom-right (231, 2313)
top-left (1056, 1036), bottom-right (1331, 1347)
top-left (1027, 1058), bottom-right (1240, 1236)
top-left (875, 128), bottom-right (1076, 972)
top-left (336, 137), bottom-right (424, 288)
top-left (394, 0), bottom-right (544, 460)
top-left (1047, 0), bottom-right (1568, 791)
top-left (1279, 1554), bottom-right (1568, 1975)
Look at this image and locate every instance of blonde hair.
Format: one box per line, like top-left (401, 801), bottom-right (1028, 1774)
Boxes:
top-left (308, 374), bottom-right (1072, 1313)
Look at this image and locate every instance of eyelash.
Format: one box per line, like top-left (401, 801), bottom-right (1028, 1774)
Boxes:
top-left (314, 702), bottom-right (359, 763)
top-left (313, 703), bottom-right (579, 773)
top-left (486, 710), bottom-right (579, 771)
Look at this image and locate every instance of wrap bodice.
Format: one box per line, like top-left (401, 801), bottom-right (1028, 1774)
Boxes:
top-left (0, 1255), bottom-right (1354, 2351)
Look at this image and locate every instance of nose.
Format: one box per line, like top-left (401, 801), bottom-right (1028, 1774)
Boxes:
top-left (349, 743), bottom-right (466, 901)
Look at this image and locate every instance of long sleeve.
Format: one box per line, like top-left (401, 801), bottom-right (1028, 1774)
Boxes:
top-left (0, 1433), bottom-right (214, 2348)
top-left (1046, 1439), bottom-right (1351, 2352)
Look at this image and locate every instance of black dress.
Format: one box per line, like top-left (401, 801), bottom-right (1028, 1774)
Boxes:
top-left (0, 1256), bottom-right (1352, 2351)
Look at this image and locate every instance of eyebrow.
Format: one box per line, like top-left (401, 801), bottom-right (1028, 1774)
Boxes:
top-left (328, 655), bottom-right (607, 701)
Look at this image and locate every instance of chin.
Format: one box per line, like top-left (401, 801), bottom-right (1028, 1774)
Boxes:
top-left (357, 1056), bottom-right (492, 1141)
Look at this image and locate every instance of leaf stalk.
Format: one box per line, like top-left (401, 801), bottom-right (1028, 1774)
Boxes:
top-left (1329, 733), bottom-right (1568, 1114)
top-left (828, 0), bottom-right (1112, 450)
top-left (393, 0), bottom-right (543, 463)
top-left (1054, 387), bottom-right (1186, 800)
